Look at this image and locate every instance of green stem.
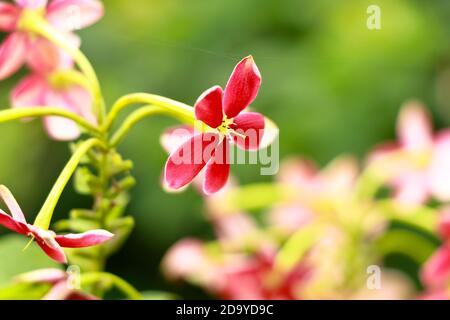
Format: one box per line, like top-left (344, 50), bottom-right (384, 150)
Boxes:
top-left (109, 106), bottom-right (165, 147)
top-left (0, 108), bottom-right (100, 135)
top-left (104, 93), bottom-right (195, 131)
top-left (20, 12), bottom-right (106, 123)
top-left (81, 272), bottom-right (142, 300)
top-left (34, 138), bottom-right (105, 229)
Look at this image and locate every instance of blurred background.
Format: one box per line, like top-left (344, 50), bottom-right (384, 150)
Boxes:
top-left (0, 0), bottom-right (450, 298)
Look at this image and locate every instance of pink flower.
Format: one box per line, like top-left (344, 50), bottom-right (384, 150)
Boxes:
top-left (0, 0), bottom-right (104, 80)
top-left (11, 70), bottom-right (95, 140)
top-left (0, 185), bottom-right (113, 263)
top-left (369, 101), bottom-right (450, 205)
top-left (164, 56), bottom-right (265, 195)
top-left (15, 268), bottom-right (98, 300)
top-left (421, 245), bottom-right (450, 290)
top-left (218, 250), bottom-right (309, 300)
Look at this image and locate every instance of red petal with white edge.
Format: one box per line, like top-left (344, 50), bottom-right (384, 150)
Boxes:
top-left (26, 37), bottom-right (61, 74)
top-left (36, 238), bottom-right (68, 264)
top-left (11, 74), bottom-right (47, 108)
top-left (223, 56), bottom-right (261, 119)
top-left (160, 125), bottom-right (195, 154)
top-left (46, 0), bottom-right (104, 32)
top-left (165, 133), bottom-right (221, 190)
top-left (421, 245), bottom-right (450, 288)
top-left (15, 0), bottom-right (47, 9)
top-left (0, 32), bottom-right (27, 80)
top-left (55, 229), bottom-right (114, 248)
top-left (0, 210), bottom-right (29, 234)
top-left (229, 112), bottom-right (265, 150)
top-left (195, 85), bottom-right (224, 128)
top-left (0, 185), bottom-right (26, 223)
top-left (0, 2), bottom-right (20, 32)
top-left (397, 101), bottom-right (433, 152)
top-left (203, 139), bottom-right (230, 195)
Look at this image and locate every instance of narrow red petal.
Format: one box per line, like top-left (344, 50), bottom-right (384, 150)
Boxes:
top-left (165, 133), bottom-right (221, 190)
top-left (55, 229), bottom-right (114, 248)
top-left (0, 210), bottom-right (29, 234)
top-left (229, 112), bottom-right (265, 150)
top-left (36, 239), bottom-right (68, 264)
top-left (203, 139), bottom-right (230, 195)
top-left (194, 85), bottom-right (224, 128)
top-left (223, 56), bottom-right (261, 119)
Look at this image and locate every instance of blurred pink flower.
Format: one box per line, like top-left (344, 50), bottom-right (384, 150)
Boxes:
top-left (11, 70), bottom-right (95, 140)
top-left (164, 56), bottom-right (265, 195)
top-left (421, 245), bottom-right (450, 290)
top-left (370, 101), bottom-right (450, 205)
top-left (0, 185), bottom-right (113, 263)
top-left (0, 0), bottom-right (104, 80)
top-left (15, 268), bottom-right (98, 300)
top-left (163, 238), bottom-right (309, 300)
top-left (218, 249), bottom-right (309, 300)
top-left (269, 156), bottom-right (358, 234)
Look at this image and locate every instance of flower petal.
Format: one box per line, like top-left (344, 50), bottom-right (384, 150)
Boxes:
top-left (421, 245), bottom-right (450, 288)
top-left (0, 209), bottom-right (29, 234)
top-left (223, 56), bottom-right (261, 119)
top-left (11, 74), bottom-right (47, 108)
top-left (194, 85), bottom-right (224, 128)
top-left (160, 125), bottom-right (195, 154)
top-left (15, 0), bottom-right (47, 9)
top-left (162, 239), bottom-right (209, 281)
top-left (0, 2), bottom-right (20, 32)
top-left (429, 130), bottom-right (450, 202)
top-left (203, 139), bottom-right (230, 195)
top-left (61, 84), bottom-right (96, 123)
top-left (15, 268), bottom-right (67, 284)
top-left (229, 112), bottom-right (265, 150)
top-left (44, 116), bottom-right (80, 141)
top-left (0, 185), bottom-right (26, 223)
top-left (55, 229), bottom-right (114, 248)
top-left (35, 238), bottom-right (68, 263)
top-left (393, 173), bottom-right (429, 205)
top-left (43, 89), bottom-right (81, 140)
top-left (398, 101), bottom-right (433, 152)
top-left (0, 32), bottom-right (27, 80)
top-left (46, 0), bottom-right (104, 31)
top-left (165, 133), bottom-right (221, 190)
top-left (26, 37), bottom-right (61, 74)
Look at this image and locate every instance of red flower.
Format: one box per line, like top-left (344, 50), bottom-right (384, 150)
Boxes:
top-left (0, 185), bottom-right (113, 263)
top-left (164, 56), bottom-right (265, 194)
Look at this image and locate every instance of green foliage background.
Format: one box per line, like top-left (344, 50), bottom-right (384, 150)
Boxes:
top-left (0, 0), bottom-right (450, 298)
